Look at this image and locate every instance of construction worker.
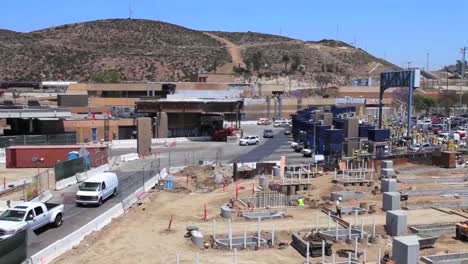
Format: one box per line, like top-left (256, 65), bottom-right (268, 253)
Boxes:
top-left (336, 197), bottom-right (342, 218)
top-left (298, 197), bottom-right (305, 207)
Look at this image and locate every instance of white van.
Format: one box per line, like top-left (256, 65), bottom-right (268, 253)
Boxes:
top-left (75, 172), bottom-right (119, 206)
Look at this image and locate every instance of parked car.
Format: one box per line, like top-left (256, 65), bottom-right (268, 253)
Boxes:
top-left (76, 172), bottom-right (119, 206)
top-left (0, 202), bottom-right (64, 240)
top-left (239, 136), bottom-right (260, 146)
top-left (257, 118), bottom-right (271, 125)
top-left (293, 143), bottom-right (304, 152)
top-left (273, 119), bottom-right (288, 127)
top-left (263, 129), bottom-right (274, 138)
top-left (438, 132), bottom-right (461, 144)
top-left (409, 143), bottom-right (435, 152)
top-left (302, 148), bottom-right (312, 157)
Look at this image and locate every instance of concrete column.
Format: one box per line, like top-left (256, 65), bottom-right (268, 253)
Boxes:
top-left (157, 112), bottom-right (168, 138)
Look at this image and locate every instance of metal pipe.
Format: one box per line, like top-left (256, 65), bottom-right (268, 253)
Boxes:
top-left (348, 223), bottom-right (352, 239)
top-left (332, 253), bottom-right (336, 264)
top-left (233, 248), bottom-right (237, 264)
top-left (328, 211), bottom-right (331, 230)
top-left (335, 220), bottom-right (339, 240)
top-left (228, 219), bottom-right (232, 251)
top-left (322, 240), bottom-right (325, 264)
top-left (306, 242), bottom-right (310, 264)
top-left (176, 254), bottom-right (180, 264)
top-left (271, 224), bottom-right (275, 246)
top-left (257, 217), bottom-right (261, 248)
top-left (372, 214), bottom-right (376, 237)
top-left (195, 252), bottom-right (199, 264)
top-left (354, 236), bottom-right (358, 258)
top-left (377, 248), bottom-right (381, 264)
top-left (348, 252), bottom-right (352, 264)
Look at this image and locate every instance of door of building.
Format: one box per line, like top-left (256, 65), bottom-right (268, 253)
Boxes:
top-left (91, 128), bottom-right (97, 142)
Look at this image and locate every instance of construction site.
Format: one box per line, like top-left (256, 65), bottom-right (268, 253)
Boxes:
top-left (2, 70), bottom-right (450, 264)
top-left (1, 8), bottom-right (468, 262)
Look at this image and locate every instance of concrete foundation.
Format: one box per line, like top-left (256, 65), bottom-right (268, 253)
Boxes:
top-left (392, 236), bottom-right (420, 264)
top-left (421, 252), bottom-right (468, 264)
top-left (381, 179), bottom-right (397, 193)
top-left (330, 191), bottom-right (365, 201)
top-left (386, 210), bottom-right (407, 236)
top-left (383, 192), bottom-right (400, 211)
top-left (381, 168), bottom-right (395, 178)
top-left (381, 160), bottom-right (393, 169)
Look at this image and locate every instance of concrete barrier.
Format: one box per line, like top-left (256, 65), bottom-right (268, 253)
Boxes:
top-left (120, 153), bottom-right (139, 162)
top-left (31, 190), bottom-right (53, 203)
top-left (110, 137), bottom-right (212, 149)
top-left (121, 186), bottom-right (144, 211)
top-left (144, 174), bottom-right (160, 192)
top-left (30, 203), bottom-right (124, 264)
top-left (55, 176), bottom-right (77, 191)
top-left (0, 148), bottom-right (5, 163)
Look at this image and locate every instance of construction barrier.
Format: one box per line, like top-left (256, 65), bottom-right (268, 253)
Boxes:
top-left (144, 173), bottom-right (160, 192)
top-left (29, 203), bottom-right (124, 264)
top-left (121, 187), bottom-right (144, 211)
top-left (54, 176), bottom-right (77, 191)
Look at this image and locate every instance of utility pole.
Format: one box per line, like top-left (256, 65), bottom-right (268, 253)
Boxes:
top-left (426, 52), bottom-right (430, 71)
top-left (459, 47), bottom-right (467, 115)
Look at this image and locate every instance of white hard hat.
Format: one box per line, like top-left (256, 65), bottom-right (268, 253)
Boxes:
top-left (338, 197), bottom-right (342, 201)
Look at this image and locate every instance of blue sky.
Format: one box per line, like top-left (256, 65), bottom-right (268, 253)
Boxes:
top-left (1, 0), bottom-right (467, 69)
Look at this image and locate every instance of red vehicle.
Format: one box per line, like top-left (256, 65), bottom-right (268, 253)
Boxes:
top-left (212, 126), bottom-right (237, 141)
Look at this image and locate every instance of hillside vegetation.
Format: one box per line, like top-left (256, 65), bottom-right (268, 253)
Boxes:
top-left (0, 19), bottom-right (398, 82)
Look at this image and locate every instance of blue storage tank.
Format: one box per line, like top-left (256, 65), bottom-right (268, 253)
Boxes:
top-left (359, 124), bottom-right (375, 138)
top-left (325, 129), bottom-right (344, 144)
top-left (325, 143), bottom-right (343, 155)
top-left (333, 119), bottom-right (345, 129)
top-left (368, 129), bottom-right (390, 142)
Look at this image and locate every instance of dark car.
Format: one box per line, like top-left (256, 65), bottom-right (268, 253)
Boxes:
top-left (263, 129), bottom-right (274, 138)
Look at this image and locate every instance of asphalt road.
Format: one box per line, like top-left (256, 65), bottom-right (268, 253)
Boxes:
top-left (27, 124), bottom-right (310, 256)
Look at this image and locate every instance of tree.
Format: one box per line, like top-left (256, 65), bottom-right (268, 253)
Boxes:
top-left (290, 55), bottom-right (302, 72)
top-left (281, 54), bottom-right (290, 72)
top-left (248, 51), bottom-right (264, 72)
top-left (413, 95), bottom-right (436, 113)
top-left (93, 70), bottom-right (121, 83)
top-left (314, 73), bottom-right (334, 90)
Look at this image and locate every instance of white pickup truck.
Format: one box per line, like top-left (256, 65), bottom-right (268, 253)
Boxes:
top-left (0, 202), bottom-right (64, 240)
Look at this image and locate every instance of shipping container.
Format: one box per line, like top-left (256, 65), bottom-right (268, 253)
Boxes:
top-left (6, 144), bottom-right (107, 168)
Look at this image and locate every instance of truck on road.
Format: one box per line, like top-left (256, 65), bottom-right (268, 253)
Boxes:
top-left (0, 202), bottom-right (64, 240)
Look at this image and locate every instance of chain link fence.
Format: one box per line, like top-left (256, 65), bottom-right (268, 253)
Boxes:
top-left (0, 133), bottom-right (77, 148)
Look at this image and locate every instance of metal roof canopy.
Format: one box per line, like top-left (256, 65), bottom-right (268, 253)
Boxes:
top-left (378, 69), bottom-right (420, 137)
top-left (0, 108), bottom-right (71, 118)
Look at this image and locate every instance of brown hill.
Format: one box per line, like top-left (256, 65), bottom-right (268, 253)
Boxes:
top-left (0, 19), bottom-right (399, 82)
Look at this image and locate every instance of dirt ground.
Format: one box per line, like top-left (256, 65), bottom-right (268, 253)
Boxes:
top-left (52, 170), bottom-right (468, 264)
top-left (0, 163), bottom-right (39, 183)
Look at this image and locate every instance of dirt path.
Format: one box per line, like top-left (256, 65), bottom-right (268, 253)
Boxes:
top-left (204, 32), bottom-right (245, 68)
